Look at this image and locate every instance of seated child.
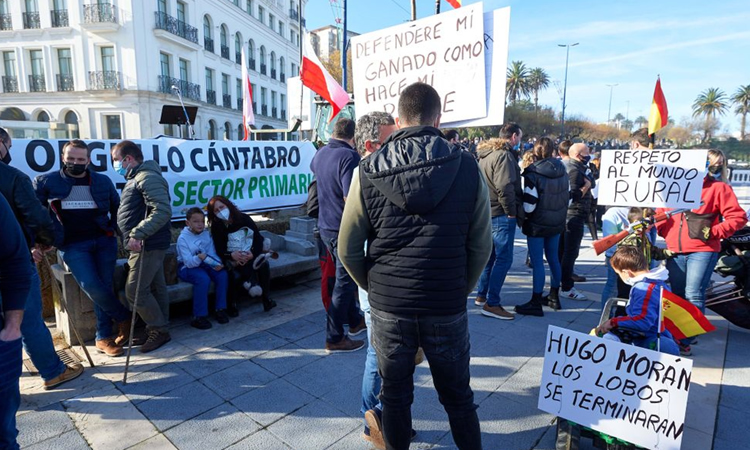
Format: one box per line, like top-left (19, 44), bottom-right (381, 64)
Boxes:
top-left (596, 246), bottom-right (679, 355)
top-left (177, 207), bottom-right (230, 330)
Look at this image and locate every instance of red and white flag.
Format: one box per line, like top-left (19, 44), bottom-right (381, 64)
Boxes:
top-left (300, 33), bottom-right (350, 122)
top-left (240, 47), bottom-right (255, 140)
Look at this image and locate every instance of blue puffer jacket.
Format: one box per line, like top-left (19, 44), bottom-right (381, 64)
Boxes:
top-left (33, 168), bottom-right (120, 248)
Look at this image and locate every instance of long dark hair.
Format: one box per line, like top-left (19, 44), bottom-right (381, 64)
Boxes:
top-left (206, 195), bottom-right (244, 227)
top-left (533, 137), bottom-right (555, 160)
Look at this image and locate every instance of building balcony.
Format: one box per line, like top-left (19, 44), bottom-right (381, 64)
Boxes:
top-left (206, 89), bottom-right (216, 105)
top-left (236, 98), bottom-right (242, 110)
top-left (159, 75), bottom-right (200, 102)
top-left (154, 11), bottom-right (198, 45)
top-left (253, 102), bottom-right (257, 112)
top-left (249, 59), bottom-right (256, 71)
top-left (51, 9), bottom-right (69, 27)
top-left (23, 12), bottom-right (41, 29)
top-left (261, 105), bottom-right (267, 116)
top-left (204, 37), bottom-right (214, 53)
top-left (222, 94), bottom-right (231, 108)
top-left (0, 14), bottom-right (12, 31)
top-left (220, 45), bottom-right (230, 59)
top-left (289, 8), bottom-right (299, 21)
top-left (82, 3), bottom-right (119, 31)
top-left (281, 109), bottom-right (286, 120)
top-left (29, 74), bottom-right (46, 92)
top-left (271, 69), bottom-right (276, 80)
top-left (280, 73), bottom-right (285, 83)
top-left (260, 64), bottom-right (266, 75)
top-left (235, 52), bottom-right (241, 65)
top-left (56, 74), bottom-right (75, 91)
top-left (1, 76), bottom-right (18, 93)
top-left (272, 107), bottom-right (277, 118)
top-left (88, 70), bottom-right (121, 90)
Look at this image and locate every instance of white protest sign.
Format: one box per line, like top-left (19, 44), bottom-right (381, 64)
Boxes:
top-left (351, 2), bottom-right (486, 123)
top-left (539, 326), bottom-right (692, 450)
top-left (12, 138), bottom-right (315, 218)
top-left (598, 148), bottom-right (708, 208)
top-left (441, 6), bottom-right (510, 128)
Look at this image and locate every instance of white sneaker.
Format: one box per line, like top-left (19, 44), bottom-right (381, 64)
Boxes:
top-left (561, 288), bottom-right (588, 301)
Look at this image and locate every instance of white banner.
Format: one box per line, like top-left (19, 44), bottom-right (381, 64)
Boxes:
top-left (351, 2), bottom-right (487, 124)
top-left (598, 148), bottom-right (708, 208)
top-left (538, 326), bottom-right (692, 450)
top-left (11, 138), bottom-right (315, 218)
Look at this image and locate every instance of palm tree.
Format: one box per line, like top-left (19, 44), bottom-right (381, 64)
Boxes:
top-left (732, 85), bottom-right (750, 140)
top-left (527, 67), bottom-right (550, 113)
top-left (612, 113), bottom-right (625, 128)
top-left (634, 116), bottom-right (648, 129)
top-left (692, 87), bottom-right (728, 141)
top-left (506, 61), bottom-right (530, 105)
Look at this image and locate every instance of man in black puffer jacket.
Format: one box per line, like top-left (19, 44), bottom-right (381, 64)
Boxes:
top-left (339, 83), bottom-right (491, 450)
top-left (112, 140), bottom-right (172, 353)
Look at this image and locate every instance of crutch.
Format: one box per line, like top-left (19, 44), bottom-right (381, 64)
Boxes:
top-left (122, 238), bottom-right (147, 384)
top-left (42, 256), bottom-right (96, 368)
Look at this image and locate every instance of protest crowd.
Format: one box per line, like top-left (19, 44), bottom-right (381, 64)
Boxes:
top-left (1, 79), bottom-right (748, 450)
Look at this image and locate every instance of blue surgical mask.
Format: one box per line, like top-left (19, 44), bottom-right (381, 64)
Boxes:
top-left (113, 160), bottom-right (127, 176)
top-left (513, 142), bottom-right (521, 151)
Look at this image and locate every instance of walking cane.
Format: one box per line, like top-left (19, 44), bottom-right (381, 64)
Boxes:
top-left (122, 238), bottom-right (147, 384)
top-left (42, 256), bottom-right (96, 368)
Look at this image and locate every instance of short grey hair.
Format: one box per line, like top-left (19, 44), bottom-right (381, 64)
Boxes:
top-left (355, 111), bottom-right (395, 156)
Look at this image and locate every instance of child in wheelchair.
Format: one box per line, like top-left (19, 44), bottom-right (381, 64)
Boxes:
top-left (596, 246), bottom-right (679, 356)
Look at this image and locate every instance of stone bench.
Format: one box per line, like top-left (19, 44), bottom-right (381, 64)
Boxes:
top-left (52, 217), bottom-right (319, 345)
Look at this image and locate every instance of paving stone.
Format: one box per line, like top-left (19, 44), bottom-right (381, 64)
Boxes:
top-left (126, 434), bottom-right (177, 450)
top-left (164, 403), bottom-right (262, 450)
top-left (266, 316), bottom-right (322, 342)
top-left (202, 360), bottom-right (277, 401)
top-left (320, 372), bottom-right (365, 418)
top-left (267, 399), bottom-right (360, 449)
top-left (224, 330), bottom-right (289, 359)
top-left (231, 378), bottom-right (315, 426)
top-left (714, 404), bottom-right (750, 443)
top-left (324, 429), bottom-right (367, 450)
top-left (252, 342), bottom-right (322, 377)
top-left (116, 363), bottom-right (196, 404)
top-left (136, 380), bottom-right (224, 432)
top-left (26, 429), bottom-right (89, 450)
top-left (225, 430), bottom-right (292, 450)
top-left (410, 396), bottom-right (453, 447)
top-left (16, 403), bottom-right (75, 448)
top-left (284, 355), bottom-right (361, 397)
top-left (19, 368), bottom-right (111, 412)
top-left (173, 346), bottom-right (245, 379)
top-left (63, 385), bottom-right (158, 450)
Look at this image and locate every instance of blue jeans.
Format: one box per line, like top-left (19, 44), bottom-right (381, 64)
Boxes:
top-left (322, 233), bottom-right (363, 344)
top-left (359, 287), bottom-right (380, 426)
top-left (178, 265), bottom-right (229, 317)
top-left (371, 309), bottom-right (481, 450)
top-left (477, 215), bottom-right (516, 306)
top-left (601, 256), bottom-right (618, 311)
top-left (526, 234), bottom-right (561, 294)
top-left (0, 333), bottom-right (22, 450)
top-left (666, 252), bottom-right (719, 345)
top-left (59, 236), bottom-right (130, 341)
top-left (20, 264), bottom-right (65, 381)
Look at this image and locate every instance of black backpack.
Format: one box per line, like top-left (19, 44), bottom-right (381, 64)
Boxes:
top-left (306, 179), bottom-right (319, 218)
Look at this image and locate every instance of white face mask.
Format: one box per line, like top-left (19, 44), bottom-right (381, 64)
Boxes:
top-left (217, 208), bottom-right (230, 221)
top-left (623, 277), bottom-right (636, 286)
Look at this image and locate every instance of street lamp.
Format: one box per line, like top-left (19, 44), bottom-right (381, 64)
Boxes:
top-left (558, 42), bottom-right (579, 137)
top-left (606, 83), bottom-right (618, 124)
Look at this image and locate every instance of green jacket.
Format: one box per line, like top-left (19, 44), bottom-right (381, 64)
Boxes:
top-left (117, 160), bottom-right (172, 250)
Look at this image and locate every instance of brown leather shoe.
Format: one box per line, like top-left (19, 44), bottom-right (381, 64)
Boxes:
top-left (348, 317), bottom-right (367, 336)
top-left (139, 329), bottom-right (171, 353)
top-left (114, 319), bottom-right (132, 347)
top-left (95, 338), bottom-right (124, 357)
top-left (364, 409), bottom-right (385, 450)
top-left (481, 303), bottom-right (515, 320)
top-left (43, 364), bottom-right (84, 390)
top-left (325, 336), bottom-right (365, 354)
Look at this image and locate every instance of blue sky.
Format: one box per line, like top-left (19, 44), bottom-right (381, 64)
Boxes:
top-left (305, 0), bottom-right (750, 135)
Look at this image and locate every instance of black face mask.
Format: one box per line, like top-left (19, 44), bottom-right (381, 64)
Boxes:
top-left (1, 143), bottom-right (11, 165)
top-left (707, 165), bottom-right (723, 175)
top-left (64, 163), bottom-right (88, 176)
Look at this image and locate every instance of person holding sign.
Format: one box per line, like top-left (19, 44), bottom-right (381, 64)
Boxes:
top-left (656, 149), bottom-right (747, 355)
top-left (596, 246), bottom-right (679, 355)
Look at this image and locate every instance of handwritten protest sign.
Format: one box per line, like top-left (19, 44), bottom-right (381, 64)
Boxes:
top-left (598, 149), bottom-right (708, 208)
top-left (13, 138), bottom-right (315, 218)
top-left (442, 6), bottom-right (510, 128)
top-left (351, 2), bottom-right (486, 123)
top-left (538, 326), bottom-right (692, 450)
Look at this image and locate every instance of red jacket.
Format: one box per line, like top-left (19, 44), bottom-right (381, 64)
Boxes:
top-left (657, 177), bottom-right (747, 253)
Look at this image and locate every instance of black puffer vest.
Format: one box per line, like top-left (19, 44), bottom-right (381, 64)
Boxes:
top-left (359, 126), bottom-right (479, 315)
top-left (522, 158), bottom-right (570, 237)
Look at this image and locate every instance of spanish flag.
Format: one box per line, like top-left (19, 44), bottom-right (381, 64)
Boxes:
top-left (647, 77), bottom-right (668, 135)
top-left (447, 0), bottom-right (462, 8)
top-left (661, 289), bottom-right (715, 340)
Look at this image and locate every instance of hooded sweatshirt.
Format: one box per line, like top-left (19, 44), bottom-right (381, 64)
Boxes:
top-left (337, 126), bottom-right (492, 315)
top-left (609, 266), bottom-right (672, 338)
top-left (176, 227), bottom-right (222, 269)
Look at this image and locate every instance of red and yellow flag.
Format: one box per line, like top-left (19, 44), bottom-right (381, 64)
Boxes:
top-left (661, 289), bottom-right (715, 340)
top-left (647, 77), bottom-right (668, 135)
top-left (447, 0), bottom-right (462, 8)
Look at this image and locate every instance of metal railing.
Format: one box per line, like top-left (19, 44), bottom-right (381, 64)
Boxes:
top-left (261, 105), bottom-right (267, 116)
top-left (1, 76), bottom-right (18, 93)
top-left (249, 58), bottom-right (256, 70)
top-left (88, 70), bottom-right (121, 90)
top-left (51, 9), bottom-right (69, 27)
top-left (260, 63), bottom-right (266, 75)
top-left (253, 102), bottom-right (257, 112)
top-left (280, 73), bottom-right (285, 83)
top-left (237, 98), bottom-right (242, 110)
top-left (154, 11), bottom-right (198, 44)
top-left (220, 45), bottom-right (230, 59)
top-left (28, 74), bottom-right (46, 92)
top-left (289, 8), bottom-right (299, 20)
top-left (22, 11), bottom-right (41, 29)
top-left (281, 109), bottom-right (286, 119)
top-left (83, 3), bottom-right (117, 24)
top-left (272, 107), bottom-right (277, 118)
top-left (206, 90), bottom-right (216, 104)
top-left (0, 13), bottom-right (12, 30)
top-left (235, 52), bottom-right (241, 64)
top-left (158, 75), bottom-right (200, 101)
top-left (204, 37), bottom-right (214, 52)
top-left (222, 94), bottom-right (231, 108)
top-left (56, 74), bottom-right (74, 91)
top-left (271, 69), bottom-right (276, 79)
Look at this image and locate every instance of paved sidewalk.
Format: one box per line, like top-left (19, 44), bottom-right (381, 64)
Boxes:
top-left (16, 232), bottom-right (740, 449)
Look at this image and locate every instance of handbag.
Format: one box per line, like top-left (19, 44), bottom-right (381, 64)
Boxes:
top-left (684, 211), bottom-right (716, 242)
top-left (226, 227), bottom-right (254, 252)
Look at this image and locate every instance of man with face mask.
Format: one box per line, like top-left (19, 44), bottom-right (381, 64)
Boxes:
top-left (111, 140), bottom-right (173, 353)
top-left (34, 140), bottom-right (131, 357)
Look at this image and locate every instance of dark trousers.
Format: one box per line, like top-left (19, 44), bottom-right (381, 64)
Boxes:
top-left (560, 215), bottom-right (586, 291)
top-left (0, 333), bottom-right (22, 450)
top-left (322, 233), bottom-right (363, 344)
top-left (370, 309), bottom-right (481, 450)
top-left (231, 260), bottom-right (272, 305)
